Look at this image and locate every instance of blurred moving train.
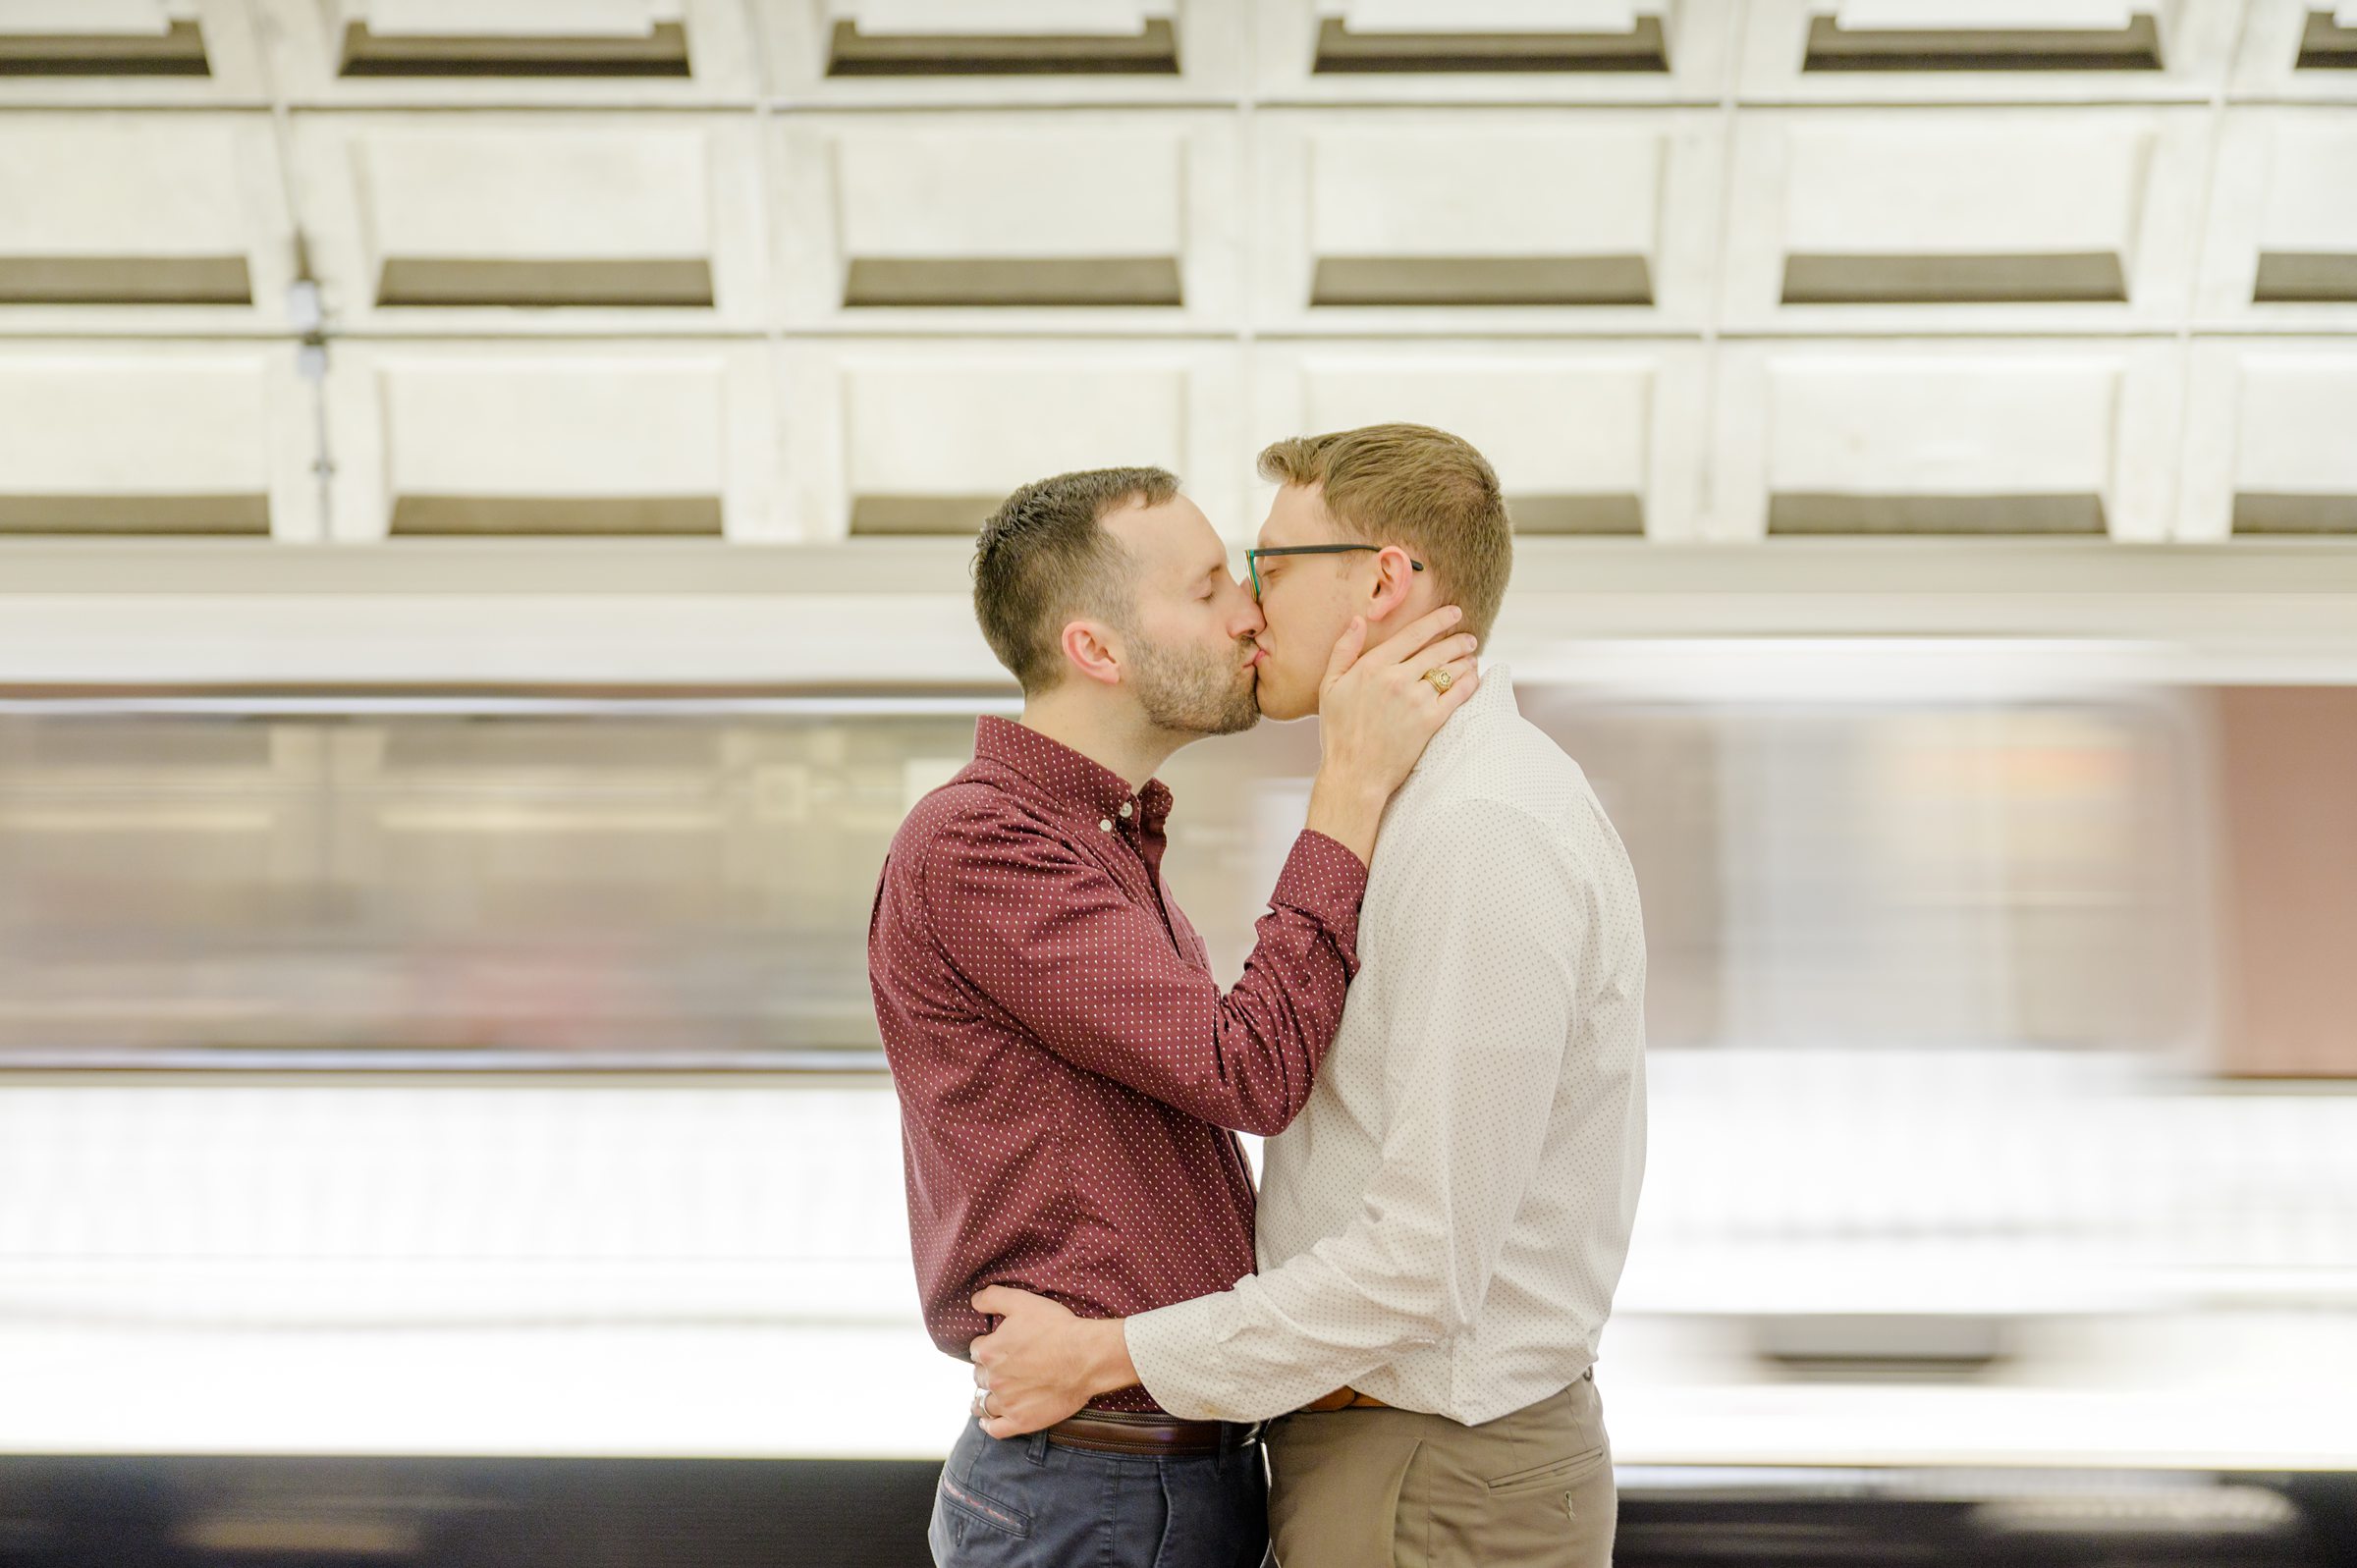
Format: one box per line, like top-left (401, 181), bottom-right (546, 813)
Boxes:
top-left (2, 657), bottom-right (2353, 1564)
top-left (4, 0), bottom-right (2357, 1559)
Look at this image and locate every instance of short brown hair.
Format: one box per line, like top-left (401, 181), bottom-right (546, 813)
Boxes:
top-left (1258, 423), bottom-right (1512, 639)
top-left (972, 466), bottom-right (1177, 694)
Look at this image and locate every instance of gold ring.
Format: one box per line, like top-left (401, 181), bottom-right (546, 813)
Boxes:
top-left (1421, 667), bottom-right (1453, 694)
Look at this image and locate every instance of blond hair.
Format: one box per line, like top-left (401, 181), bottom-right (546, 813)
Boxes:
top-left (1257, 423), bottom-right (1512, 639)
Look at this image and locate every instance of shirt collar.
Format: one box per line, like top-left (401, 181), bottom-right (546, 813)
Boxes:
top-left (973, 716), bottom-right (1173, 831)
top-left (1411, 663), bottom-right (1514, 776)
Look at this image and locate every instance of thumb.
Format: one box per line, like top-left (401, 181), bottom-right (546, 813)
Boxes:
top-left (1321, 617), bottom-right (1367, 694)
top-left (971, 1286), bottom-right (1022, 1319)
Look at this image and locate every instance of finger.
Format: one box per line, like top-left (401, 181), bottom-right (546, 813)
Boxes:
top-left (971, 1287), bottom-right (1022, 1317)
top-left (1398, 660), bottom-right (1477, 711)
top-left (1418, 631), bottom-right (1480, 666)
top-left (1433, 665), bottom-right (1483, 716)
top-left (1319, 617), bottom-right (1367, 692)
top-left (1396, 634), bottom-right (1478, 683)
top-left (1428, 652), bottom-right (1479, 689)
top-left (1359, 606), bottom-right (1463, 668)
top-left (978, 1415), bottom-right (1021, 1440)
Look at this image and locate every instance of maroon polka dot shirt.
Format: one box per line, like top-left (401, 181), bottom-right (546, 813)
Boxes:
top-left (867, 717), bottom-right (1368, 1413)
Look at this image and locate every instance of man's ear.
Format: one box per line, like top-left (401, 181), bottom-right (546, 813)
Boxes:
top-left (1361, 545), bottom-right (1420, 625)
top-left (1058, 619), bottom-right (1124, 687)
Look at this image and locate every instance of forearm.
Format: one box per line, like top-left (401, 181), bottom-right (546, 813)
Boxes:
top-left (1078, 1317), bottom-right (1138, 1402)
top-left (1302, 773), bottom-right (1387, 869)
top-left (935, 820), bottom-right (1362, 1133)
top-left (1156, 828), bottom-right (1369, 1134)
top-left (1124, 1246), bottom-right (1451, 1422)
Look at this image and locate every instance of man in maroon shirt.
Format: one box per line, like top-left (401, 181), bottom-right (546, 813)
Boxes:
top-left (869, 465), bottom-right (1479, 1568)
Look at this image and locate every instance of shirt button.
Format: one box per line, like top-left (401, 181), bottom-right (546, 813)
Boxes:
top-left (1119, 802), bottom-right (1133, 819)
top-left (1100, 818), bottom-right (1114, 833)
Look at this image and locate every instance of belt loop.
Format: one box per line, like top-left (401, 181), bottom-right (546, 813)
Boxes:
top-left (1025, 1431), bottom-right (1050, 1466)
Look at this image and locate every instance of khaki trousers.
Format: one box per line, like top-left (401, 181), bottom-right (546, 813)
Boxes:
top-left (1265, 1373), bottom-right (1615, 1568)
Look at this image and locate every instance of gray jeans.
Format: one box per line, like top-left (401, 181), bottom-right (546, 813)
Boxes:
top-left (928, 1417), bottom-right (1269, 1568)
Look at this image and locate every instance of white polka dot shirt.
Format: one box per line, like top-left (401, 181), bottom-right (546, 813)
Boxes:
top-left (1124, 668), bottom-right (1651, 1427)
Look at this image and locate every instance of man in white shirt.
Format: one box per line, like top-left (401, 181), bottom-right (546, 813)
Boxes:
top-left (967, 424), bottom-right (1650, 1568)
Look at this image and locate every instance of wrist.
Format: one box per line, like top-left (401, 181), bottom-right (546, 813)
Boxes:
top-left (1304, 776), bottom-right (1383, 868)
top-left (1086, 1318), bottom-right (1141, 1399)
top-left (1311, 763), bottom-right (1387, 814)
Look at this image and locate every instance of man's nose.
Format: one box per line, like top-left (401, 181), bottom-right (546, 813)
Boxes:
top-left (1225, 575), bottom-right (1265, 636)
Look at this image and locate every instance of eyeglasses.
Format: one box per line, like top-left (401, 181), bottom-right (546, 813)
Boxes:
top-left (1245, 545), bottom-right (1424, 600)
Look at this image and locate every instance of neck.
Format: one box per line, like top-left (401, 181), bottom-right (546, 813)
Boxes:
top-left (1017, 689), bottom-right (1187, 793)
top-left (1359, 588), bottom-right (1450, 658)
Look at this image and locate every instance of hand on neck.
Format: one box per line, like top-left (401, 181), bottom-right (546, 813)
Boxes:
top-left (1356, 583), bottom-right (1442, 658)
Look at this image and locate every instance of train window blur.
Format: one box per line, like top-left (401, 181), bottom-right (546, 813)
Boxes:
top-left (0, 683), bottom-right (2343, 1074)
top-left (0, 706), bottom-right (982, 1064)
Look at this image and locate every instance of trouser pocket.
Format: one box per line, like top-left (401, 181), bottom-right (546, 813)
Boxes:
top-left (930, 1422), bottom-right (1036, 1566)
top-left (1484, 1443), bottom-right (1609, 1497)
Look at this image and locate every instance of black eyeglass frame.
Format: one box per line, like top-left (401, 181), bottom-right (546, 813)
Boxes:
top-left (1245, 544), bottom-right (1424, 600)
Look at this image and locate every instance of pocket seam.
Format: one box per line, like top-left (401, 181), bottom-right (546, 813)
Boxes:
top-left (940, 1474), bottom-right (1032, 1539)
top-left (1485, 1444), bottom-right (1608, 1496)
top-left (1386, 1439), bottom-right (1425, 1563)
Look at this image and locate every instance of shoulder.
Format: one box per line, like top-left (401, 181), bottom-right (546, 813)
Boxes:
top-left (1428, 716), bottom-right (1592, 822)
top-left (894, 780), bottom-right (1092, 902)
top-left (1394, 792), bottom-right (1559, 883)
top-left (896, 778), bottom-right (1033, 857)
top-left (1416, 724), bottom-right (1632, 876)
top-left (897, 777), bottom-right (1009, 840)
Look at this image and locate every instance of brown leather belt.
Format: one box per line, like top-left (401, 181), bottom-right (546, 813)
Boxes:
top-left (1298, 1386), bottom-right (1390, 1414)
top-left (1045, 1409), bottom-right (1261, 1458)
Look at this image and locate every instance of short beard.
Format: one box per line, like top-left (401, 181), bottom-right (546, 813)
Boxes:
top-left (1130, 630), bottom-right (1260, 738)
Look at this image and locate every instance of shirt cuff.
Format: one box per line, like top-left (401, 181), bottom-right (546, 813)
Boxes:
top-left (1124, 1294), bottom-right (1255, 1424)
top-left (1272, 830), bottom-right (1370, 972)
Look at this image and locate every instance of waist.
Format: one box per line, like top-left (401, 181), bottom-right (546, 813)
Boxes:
top-left (1043, 1409), bottom-right (1261, 1458)
top-left (1297, 1366), bottom-right (1595, 1417)
top-left (1299, 1386), bottom-right (1390, 1413)
top-left (906, 1138), bottom-right (1257, 1336)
